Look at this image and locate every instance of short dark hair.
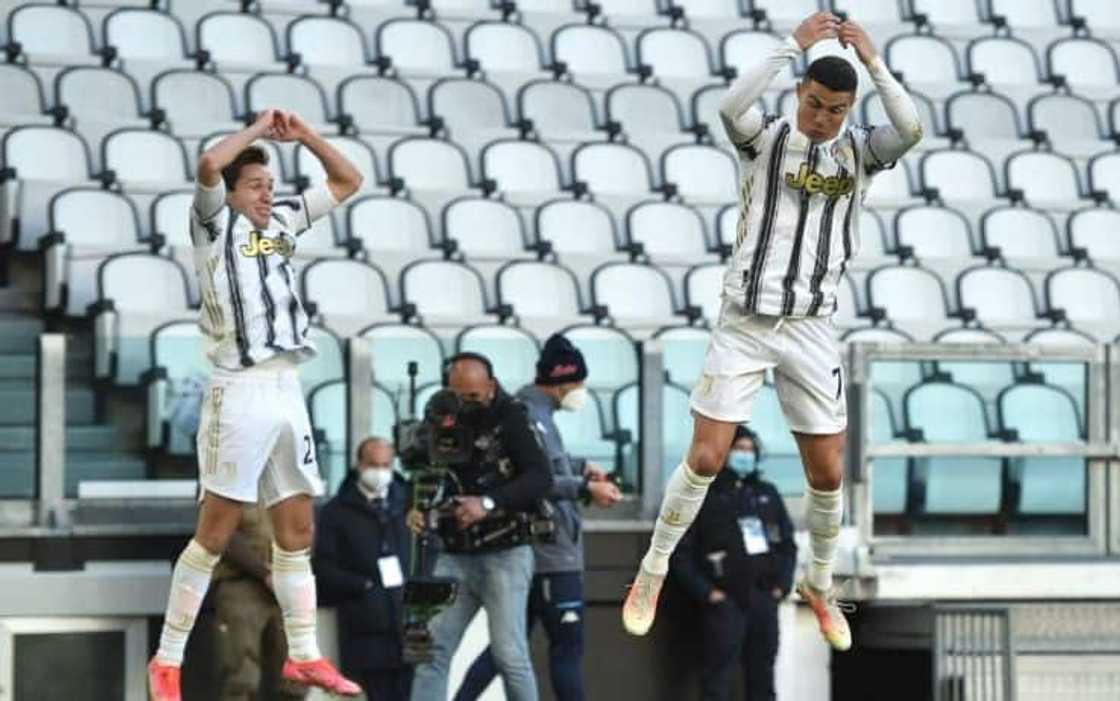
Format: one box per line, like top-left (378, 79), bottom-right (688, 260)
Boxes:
top-left (355, 436), bottom-right (392, 463)
top-left (444, 352), bottom-right (495, 383)
top-left (221, 145), bottom-right (270, 190)
top-left (804, 56), bottom-right (858, 94)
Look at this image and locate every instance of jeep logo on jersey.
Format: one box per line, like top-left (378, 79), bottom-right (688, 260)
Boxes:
top-left (240, 231), bottom-right (295, 258)
top-left (784, 163), bottom-right (854, 198)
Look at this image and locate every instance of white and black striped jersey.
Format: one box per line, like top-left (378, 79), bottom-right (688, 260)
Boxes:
top-left (719, 38), bottom-right (923, 318)
top-left (189, 179), bottom-right (337, 371)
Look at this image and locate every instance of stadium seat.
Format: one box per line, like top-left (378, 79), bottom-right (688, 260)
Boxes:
top-left (244, 73), bottom-right (335, 134)
top-left (295, 136), bottom-right (380, 196)
top-left (989, 0), bottom-right (1063, 28)
top-left (956, 266), bottom-right (1042, 327)
top-left (101, 128), bottom-right (191, 192)
top-left (692, 86), bottom-right (766, 143)
top-left (966, 36), bottom-right (1046, 98)
top-left (347, 194), bottom-right (433, 256)
top-left (626, 201), bottom-right (712, 263)
top-left (866, 264), bottom-right (955, 331)
top-left (563, 324), bottom-right (639, 410)
top-left (400, 259), bottom-right (495, 327)
top-left (980, 206), bottom-right (1062, 260)
top-left (1045, 267), bottom-right (1120, 335)
top-left (864, 159), bottom-right (916, 208)
top-left (1022, 327), bottom-right (1094, 413)
top-left (93, 253), bottom-right (192, 384)
top-left (376, 20), bottom-right (462, 77)
top-left (6, 4), bottom-right (100, 66)
top-left (496, 260), bottom-right (585, 332)
top-left (359, 322), bottom-right (446, 393)
top-left (464, 20), bottom-right (546, 75)
top-left (1028, 93), bottom-right (1108, 157)
top-left (909, 0), bottom-right (984, 36)
top-left (428, 77), bottom-right (519, 164)
top-left (918, 456), bottom-right (1005, 516)
top-left (862, 90), bottom-right (946, 151)
top-left (720, 30), bottom-right (798, 89)
top-left (572, 142), bottom-right (658, 197)
top-left (197, 12), bottom-right (290, 72)
top-left (1069, 0), bottom-right (1120, 38)
top-left (635, 27), bottom-right (718, 83)
top-left (1005, 151), bottom-right (1088, 209)
top-left (606, 83), bottom-right (691, 157)
top-left (308, 379), bottom-right (397, 492)
top-left (286, 15), bottom-right (368, 68)
top-left (104, 7), bottom-right (190, 63)
top-left (299, 323), bottom-right (346, 396)
top-left (301, 258), bottom-right (397, 338)
top-left (442, 196), bottom-right (528, 258)
top-left (613, 381), bottom-right (692, 487)
top-left (54, 67), bottom-right (149, 160)
top-left (884, 34), bottom-right (964, 99)
top-left (744, 383), bottom-right (805, 496)
top-left (1087, 152), bottom-right (1120, 203)
top-left (831, 0), bottom-right (906, 25)
top-left (0, 64), bottom-right (49, 129)
top-left (893, 205), bottom-right (975, 259)
top-left (337, 76), bottom-right (426, 143)
top-left (533, 198), bottom-right (620, 261)
top-left (919, 149), bottom-right (1001, 204)
top-left (661, 143), bottom-right (738, 204)
top-left (144, 319), bottom-right (210, 456)
top-left (654, 324), bottom-right (709, 388)
top-left (715, 204), bottom-right (739, 249)
top-left (43, 188), bottom-right (146, 317)
top-left (1, 125), bottom-right (98, 252)
top-left (944, 90), bottom-right (1027, 166)
top-left (591, 261), bottom-right (681, 329)
top-left (152, 70), bottom-right (241, 139)
top-left (931, 326), bottom-right (1017, 407)
top-left (289, 213), bottom-right (345, 260)
top-left (481, 139), bottom-right (565, 202)
top-left (1067, 207), bottom-right (1120, 260)
top-left (551, 24), bottom-right (637, 88)
top-left (388, 137), bottom-right (475, 193)
top-left (857, 208), bottom-right (889, 259)
top-left (1046, 37), bottom-right (1120, 101)
top-left (517, 79), bottom-right (602, 144)
top-left (834, 274), bottom-right (862, 328)
top-left (551, 388), bottom-right (618, 475)
top-left (870, 387), bottom-right (908, 516)
top-left (841, 326), bottom-right (924, 411)
top-left (456, 324), bottom-right (540, 391)
top-left (683, 263), bottom-right (722, 324)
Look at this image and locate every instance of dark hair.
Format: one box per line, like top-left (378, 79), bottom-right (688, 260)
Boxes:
top-left (804, 56), bottom-right (858, 94)
top-left (221, 145), bottom-right (270, 190)
top-left (444, 352), bottom-right (495, 384)
top-left (355, 436), bottom-right (392, 463)
top-left (731, 425), bottom-right (763, 463)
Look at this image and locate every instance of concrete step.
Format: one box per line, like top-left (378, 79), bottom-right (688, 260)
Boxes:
top-left (0, 316), bottom-right (43, 354)
top-left (0, 386), bottom-right (97, 425)
top-left (0, 425), bottom-right (139, 452)
top-left (0, 353), bottom-right (93, 381)
top-left (0, 452), bottom-right (149, 498)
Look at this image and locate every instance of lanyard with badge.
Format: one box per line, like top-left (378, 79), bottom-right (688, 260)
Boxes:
top-left (738, 486), bottom-right (770, 556)
top-left (372, 502), bottom-right (404, 589)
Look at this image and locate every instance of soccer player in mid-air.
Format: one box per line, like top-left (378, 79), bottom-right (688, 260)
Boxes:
top-left (622, 11), bottom-right (922, 650)
top-left (147, 110), bottom-right (364, 700)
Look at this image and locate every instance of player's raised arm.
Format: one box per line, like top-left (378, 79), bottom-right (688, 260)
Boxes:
top-left (273, 112), bottom-right (363, 204)
top-left (719, 11), bottom-right (840, 145)
top-left (196, 109), bottom-right (279, 187)
top-left (839, 20), bottom-right (923, 161)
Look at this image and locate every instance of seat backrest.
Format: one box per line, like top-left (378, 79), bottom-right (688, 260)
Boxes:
top-left (595, 0), bottom-right (662, 16)
top-left (1068, 208), bottom-right (1120, 260)
top-left (835, 274), bottom-right (859, 324)
top-left (1048, 38), bottom-right (1118, 87)
top-left (296, 137), bottom-right (378, 189)
top-left (656, 325), bottom-right (709, 387)
top-left (535, 199), bottom-right (617, 253)
top-left (886, 35), bottom-right (960, 83)
top-left (198, 12), bottom-right (277, 64)
top-left (465, 21), bottom-right (542, 72)
top-left (150, 190), bottom-right (193, 246)
top-left (361, 323), bottom-right (445, 388)
top-left (378, 19), bottom-right (456, 72)
top-left (676, 0), bottom-right (743, 18)
top-left (301, 325), bottom-right (344, 392)
top-left (721, 31), bottom-right (795, 82)
top-left (628, 201), bottom-right (708, 256)
top-left (1089, 152), bottom-right (1120, 200)
top-left (865, 159), bottom-right (913, 202)
top-left (663, 144), bottom-right (738, 201)
top-left (58, 68), bottom-right (140, 120)
top-left (958, 267), bottom-right (1038, 323)
top-left (1071, 0), bottom-right (1120, 29)
top-left (246, 74), bottom-right (329, 123)
top-left (967, 37), bottom-right (1041, 85)
top-left (154, 70), bottom-right (237, 123)
top-left (483, 140), bottom-right (562, 193)
top-left (402, 260), bottom-right (486, 315)
top-left (1025, 327), bottom-right (1096, 348)
top-left (911, 0), bottom-right (982, 25)
top-left (348, 196), bottom-right (431, 252)
top-left (99, 254), bottom-right (189, 311)
top-left (573, 143), bottom-right (653, 195)
top-left (607, 84), bottom-right (683, 133)
top-left (10, 4), bottom-right (93, 55)
top-left (104, 130), bottom-right (188, 183)
top-left (432, 79), bottom-right (509, 132)
top-left (498, 261), bottom-right (581, 317)
top-left (4, 127), bottom-right (90, 180)
top-left (921, 150), bottom-right (997, 200)
top-left (287, 16), bottom-right (366, 67)
top-left (859, 208), bottom-right (888, 256)
top-left (906, 382), bottom-right (988, 441)
top-left (303, 259), bottom-right (389, 317)
top-left (989, 0), bottom-right (1061, 27)
top-left (294, 214), bottom-right (338, 257)
top-left (638, 28), bottom-right (711, 78)
top-left (895, 206), bottom-right (973, 257)
top-left (51, 189), bottom-right (140, 248)
top-left (981, 207), bottom-right (1060, 257)
top-left (151, 320), bottom-right (209, 381)
top-left (519, 81), bottom-right (597, 132)
top-left (1007, 152), bottom-right (1081, 203)
top-left (390, 138), bottom-right (471, 190)
top-left (340, 77), bottom-right (420, 130)
top-left (1030, 94), bottom-right (1102, 142)
top-left (105, 8), bottom-right (186, 60)
top-left (552, 25), bottom-right (628, 75)
top-left (1000, 384), bottom-right (1082, 441)
top-left (564, 325), bottom-right (638, 389)
top-left (870, 388), bottom-right (896, 442)
top-left (946, 91), bottom-right (1021, 139)
top-left (868, 266), bottom-right (950, 321)
top-left (457, 325), bottom-right (540, 390)
top-left (752, 0), bottom-right (829, 23)
top-left (0, 64), bottom-right (43, 115)
top-left (684, 263), bottom-right (722, 322)
top-left (443, 198), bottom-right (526, 255)
top-left (1048, 268), bottom-right (1120, 321)
top-left (593, 263), bottom-right (675, 318)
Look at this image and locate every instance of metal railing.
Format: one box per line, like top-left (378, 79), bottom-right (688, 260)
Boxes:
top-left (933, 606), bottom-right (1015, 701)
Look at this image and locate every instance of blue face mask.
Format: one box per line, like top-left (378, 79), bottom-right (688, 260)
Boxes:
top-left (727, 451), bottom-right (757, 477)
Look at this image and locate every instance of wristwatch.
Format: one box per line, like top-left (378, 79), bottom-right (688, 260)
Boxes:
top-left (481, 495), bottom-right (496, 512)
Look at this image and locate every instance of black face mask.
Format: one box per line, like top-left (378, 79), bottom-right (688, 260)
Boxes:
top-left (458, 399), bottom-right (487, 421)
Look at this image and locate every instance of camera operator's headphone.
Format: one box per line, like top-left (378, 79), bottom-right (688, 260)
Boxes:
top-left (441, 352), bottom-right (496, 387)
top-left (732, 425), bottom-right (764, 464)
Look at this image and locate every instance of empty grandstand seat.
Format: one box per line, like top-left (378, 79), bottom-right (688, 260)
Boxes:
top-left (1045, 267), bottom-right (1120, 333)
top-left (295, 136), bottom-right (380, 195)
top-left (481, 140), bottom-right (565, 201)
top-left (884, 34), bottom-right (964, 99)
top-left (376, 19), bottom-right (459, 76)
top-left (360, 322), bottom-right (445, 392)
top-left (104, 7), bottom-right (190, 63)
top-left (591, 262), bottom-right (679, 328)
top-left (716, 204), bottom-right (739, 249)
top-left (535, 199), bottom-right (618, 253)
top-left (956, 266), bottom-right (1041, 327)
top-left (966, 36), bottom-right (1045, 91)
top-left (197, 12), bottom-right (289, 71)
top-left (286, 15), bottom-right (368, 68)
top-left (1021, 326), bottom-right (1093, 427)
top-left (1, 125), bottom-right (97, 251)
top-left (464, 20), bottom-right (546, 74)
top-left (613, 381), bottom-right (692, 487)
top-left (54, 67), bottom-right (148, 155)
top-left (7, 4), bottom-right (99, 65)
top-left (980, 206), bottom-right (1061, 259)
top-left (1028, 93), bottom-right (1107, 157)
top-left (842, 326), bottom-right (924, 410)
top-left (893, 205), bottom-right (975, 258)
top-left (864, 159), bottom-right (916, 207)
top-left (245, 73), bottom-right (334, 131)
top-left (308, 379), bottom-right (397, 491)
top-left (919, 149), bottom-right (1000, 204)
top-left (834, 274), bottom-right (862, 328)
top-left (145, 319), bottom-right (210, 455)
top-left (551, 24), bottom-right (634, 86)
top-left (863, 90), bottom-right (944, 149)
top-left (1005, 151), bottom-right (1087, 209)
top-left (919, 457), bottom-right (1005, 516)
top-left (856, 208), bottom-right (889, 259)
top-left (989, 0), bottom-right (1063, 28)
top-left (0, 64), bottom-right (49, 128)
top-left (636, 28), bottom-right (716, 81)
top-left (1090, 150), bottom-right (1120, 202)
top-left (94, 253), bottom-right (192, 384)
top-left (301, 258), bottom-right (397, 337)
top-left (661, 143), bottom-right (738, 203)
top-left (655, 324), bottom-right (709, 388)
top-left (606, 83), bottom-right (689, 148)
top-left (300, 324), bottom-right (345, 397)
top-left (101, 128), bottom-right (191, 191)
top-left (910, 0), bottom-right (983, 34)
top-left (572, 142), bottom-right (657, 196)
top-left (44, 188), bottom-right (145, 316)
top-left (1046, 37), bottom-right (1119, 100)
top-left (998, 382), bottom-right (1086, 515)
top-left (944, 90), bottom-right (1026, 165)
top-left (870, 387), bottom-right (907, 516)
top-left (866, 265), bottom-right (954, 329)
top-left (347, 195), bottom-right (433, 255)
top-left (429, 78), bottom-right (519, 163)
top-left (442, 197), bottom-right (527, 257)
top-left (627, 201), bottom-right (711, 262)
top-left (1067, 207), bottom-right (1120, 260)
top-left (744, 382), bottom-right (805, 495)
top-left (683, 263), bottom-right (722, 324)
top-left (517, 80), bottom-right (602, 143)
top-left (551, 388), bottom-right (617, 474)
top-left (389, 137), bottom-right (475, 192)
top-left (932, 326), bottom-right (1017, 404)
top-left (496, 260), bottom-right (584, 330)
top-left (152, 70), bottom-right (241, 139)
top-left (338, 76), bottom-right (425, 140)
top-left (400, 259), bottom-right (493, 326)
top-left (456, 324), bottom-right (540, 391)
top-left (720, 31), bottom-right (797, 88)
top-left (693, 86), bottom-right (765, 141)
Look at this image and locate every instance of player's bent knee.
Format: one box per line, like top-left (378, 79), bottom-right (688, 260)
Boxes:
top-left (687, 441), bottom-right (727, 477)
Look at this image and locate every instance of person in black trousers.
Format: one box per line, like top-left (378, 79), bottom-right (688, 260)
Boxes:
top-left (671, 426), bottom-right (797, 701)
top-left (314, 437), bottom-right (412, 700)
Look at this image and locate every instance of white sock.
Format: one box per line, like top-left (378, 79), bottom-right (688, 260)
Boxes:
top-left (806, 484), bottom-right (843, 592)
top-left (156, 539), bottom-right (220, 666)
top-left (641, 462), bottom-right (715, 576)
top-left (272, 544), bottom-right (321, 661)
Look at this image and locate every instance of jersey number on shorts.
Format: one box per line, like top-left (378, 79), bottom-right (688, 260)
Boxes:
top-left (302, 435), bottom-right (314, 465)
top-left (831, 367), bottom-right (843, 401)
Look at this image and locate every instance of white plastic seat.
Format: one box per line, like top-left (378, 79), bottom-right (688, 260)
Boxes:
top-left (720, 31), bottom-right (796, 87)
top-left (0, 64), bottom-right (48, 127)
top-left (94, 253), bottom-right (192, 384)
top-left (867, 265), bottom-right (953, 325)
top-left (894, 206), bottom-right (974, 258)
top-left (862, 90), bottom-right (943, 149)
top-left (443, 197), bottom-right (527, 257)
top-left (465, 21), bottom-right (545, 74)
top-left (245, 73), bottom-right (332, 127)
top-left (389, 137), bottom-right (473, 192)
top-left (198, 12), bottom-right (286, 70)
top-left (287, 16), bottom-right (368, 68)
top-left (535, 199), bottom-right (618, 254)
top-left (1029, 93), bottom-right (1106, 156)
top-left (347, 195), bottom-right (432, 254)
top-left (613, 380), bottom-right (693, 485)
top-left (145, 319), bottom-right (211, 455)
top-left (482, 140), bottom-right (564, 198)
top-left (655, 324), bottom-right (709, 388)
top-left (300, 325), bottom-right (345, 400)
top-left (295, 136), bottom-right (379, 195)
top-left (360, 322), bottom-right (446, 391)
top-left (430, 78), bottom-right (512, 134)
top-left (864, 159), bottom-right (915, 206)
top-left (104, 7), bottom-right (189, 62)
top-left (55, 66), bottom-right (144, 125)
top-left (337, 77), bottom-right (422, 139)
top-left (551, 25), bottom-right (631, 84)
top-left (751, 0), bottom-right (829, 29)
top-left (683, 262), bottom-right (722, 323)
top-left (1070, 0), bottom-right (1120, 37)
top-left (1067, 208), bottom-right (1120, 260)
top-left (966, 36), bottom-right (1045, 89)
top-left (152, 70), bottom-right (241, 138)
top-left (910, 0), bottom-right (983, 32)
top-left (980, 207), bottom-right (1061, 259)
top-left (401, 259), bottom-right (491, 324)
top-left (957, 267), bottom-right (1040, 326)
top-left (1088, 152), bottom-right (1120, 202)
top-left (945, 91), bottom-right (1023, 141)
top-left (692, 85), bottom-right (765, 138)
top-left (497, 260), bottom-right (584, 321)
top-left (606, 83), bottom-right (687, 147)
top-left (1046, 267), bottom-right (1120, 325)
top-left (573, 142), bottom-right (656, 196)
top-left (989, 0), bottom-right (1062, 27)
top-left (517, 80), bottom-right (600, 139)
top-left (661, 143), bottom-right (738, 203)
top-left (637, 28), bottom-right (715, 80)
top-left (884, 34), bottom-right (963, 99)
top-left (1006, 151), bottom-right (1085, 208)
top-left (931, 327), bottom-right (1016, 401)
top-left (456, 324), bottom-right (540, 391)
top-left (1047, 38), bottom-right (1119, 100)
top-left (906, 381), bottom-right (990, 443)
top-left (920, 149), bottom-right (999, 203)
top-left (870, 387), bottom-right (908, 515)
top-left (564, 324), bottom-right (639, 400)
top-left (627, 201), bottom-right (709, 260)
top-left (301, 259), bottom-right (396, 337)
top-left (592, 262), bottom-right (677, 326)
top-left (376, 19), bottom-right (458, 75)
top-left (102, 129), bottom-right (190, 190)
top-left (8, 4), bottom-right (98, 64)
top-left (716, 204), bottom-right (739, 248)
top-left (857, 208), bottom-right (889, 259)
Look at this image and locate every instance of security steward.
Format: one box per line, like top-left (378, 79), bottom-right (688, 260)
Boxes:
top-left (671, 426), bottom-right (797, 701)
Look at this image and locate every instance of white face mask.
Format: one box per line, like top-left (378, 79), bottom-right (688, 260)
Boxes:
top-left (560, 386), bottom-right (589, 412)
top-left (359, 467), bottom-right (393, 495)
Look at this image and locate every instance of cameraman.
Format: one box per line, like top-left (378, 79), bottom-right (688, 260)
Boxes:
top-left (408, 353), bottom-right (552, 701)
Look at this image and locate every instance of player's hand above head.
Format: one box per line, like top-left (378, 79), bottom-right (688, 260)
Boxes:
top-left (250, 108), bottom-right (280, 138)
top-left (272, 111), bottom-right (316, 143)
top-left (839, 20), bottom-right (877, 64)
top-left (793, 11), bottom-right (841, 51)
